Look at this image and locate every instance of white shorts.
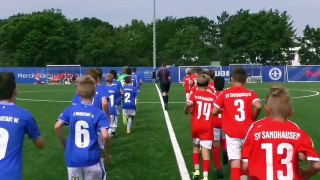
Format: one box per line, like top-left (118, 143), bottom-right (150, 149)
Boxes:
top-left (115, 106), bottom-right (120, 115)
top-left (226, 135), bottom-right (245, 160)
top-left (193, 138), bottom-right (212, 149)
top-left (213, 128), bottom-right (226, 141)
top-left (185, 93), bottom-right (190, 100)
top-left (68, 162), bottom-right (105, 180)
top-left (97, 132), bottom-right (104, 149)
top-left (122, 109), bottom-right (136, 116)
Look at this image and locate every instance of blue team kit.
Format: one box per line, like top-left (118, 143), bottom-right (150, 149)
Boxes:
top-left (121, 85), bottom-right (138, 110)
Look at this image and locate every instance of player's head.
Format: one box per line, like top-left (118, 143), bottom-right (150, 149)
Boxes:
top-left (208, 70), bottom-right (215, 80)
top-left (214, 76), bottom-right (225, 91)
top-left (197, 74), bottom-right (210, 88)
top-left (162, 63), bottom-right (166, 67)
top-left (191, 68), bottom-right (197, 74)
top-left (266, 85), bottom-right (292, 119)
top-left (77, 76), bottom-right (96, 100)
top-left (0, 72), bottom-right (17, 101)
top-left (95, 68), bottom-right (103, 81)
top-left (122, 66), bottom-right (128, 74)
top-left (231, 67), bottom-right (247, 84)
top-left (86, 68), bottom-right (99, 84)
top-left (186, 68), bottom-right (192, 75)
top-left (197, 69), bottom-right (203, 75)
top-left (132, 67), bottom-right (137, 73)
top-left (126, 67), bottom-right (132, 75)
top-left (106, 73), bottom-right (114, 83)
top-left (109, 69), bottom-right (118, 79)
top-left (124, 76), bottom-right (132, 84)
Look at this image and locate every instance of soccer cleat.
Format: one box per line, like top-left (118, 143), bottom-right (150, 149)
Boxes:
top-left (112, 132), bottom-right (116, 137)
top-left (192, 170), bottom-right (200, 180)
top-left (123, 116), bottom-right (128, 125)
top-left (216, 170), bottom-right (224, 179)
top-left (222, 151), bottom-right (228, 165)
top-left (164, 104), bottom-right (168, 110)
top-left (201, 177), bottom-right (208, 180)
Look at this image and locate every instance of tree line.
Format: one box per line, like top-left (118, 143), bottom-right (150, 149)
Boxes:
top-left (0, 9), bottom-right (319, 67)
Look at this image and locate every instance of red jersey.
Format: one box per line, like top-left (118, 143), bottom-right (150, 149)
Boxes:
top-left (188, 90), bottom-right (216, 140)
top-left (191, 74), bottom-right (198, 87)
top-left (212, 91), bottom-right (222, 128)
top-left (242, 118), bottom-right (319, 180)
top-left (190, 83), bottom-right (215, 94)
top-left (183, 75), bottom-right (192, 93)
top-left (214, 86), bottom-right (260, 138)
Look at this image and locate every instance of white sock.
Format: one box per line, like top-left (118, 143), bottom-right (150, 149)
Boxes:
top-left (112, 116), bottom-right (118, 133)
top-left (100, 158), bottom-right (106, 180)
top-left (127, 117), bottom-right (132, 131)
top-left (203, 171), bottom-right (208, 177)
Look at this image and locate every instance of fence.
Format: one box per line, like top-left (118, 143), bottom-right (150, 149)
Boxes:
top-left (0, 66), bottom-right (319, 84)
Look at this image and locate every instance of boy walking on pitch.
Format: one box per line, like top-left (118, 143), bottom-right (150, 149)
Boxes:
top-left (55, 76), bottom-right (111, 180)
top-left (121, 76), bottom-right (138, 133)
top-left (185, 74), bottom-right (216, 180)
top-left (212, 68), bottom-right (262, 180)
top-left (242, 85), bottom-right (320, 179)
top-left (0, 72), bottom-right (45, 180)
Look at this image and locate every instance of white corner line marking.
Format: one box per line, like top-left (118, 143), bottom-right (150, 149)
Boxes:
top-left (155, 84), bottom-right (190, 180)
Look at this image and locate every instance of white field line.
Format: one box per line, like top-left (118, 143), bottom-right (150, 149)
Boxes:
top-left (155, 84), bottom-right (190, 180)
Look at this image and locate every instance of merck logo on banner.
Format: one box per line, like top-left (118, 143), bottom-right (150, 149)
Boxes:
top-left (306, 70), bottom-right (320, 78)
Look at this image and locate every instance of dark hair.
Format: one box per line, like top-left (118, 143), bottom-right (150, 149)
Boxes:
top-left (124, 76), bottom-right (132, 84)
top-left (109, 69), bottom-right (118, 79)
top-left (232, 67), bottom-right (247, 84)
top-left (126, 67), bottom-right (132, 75)
top-left (162, 63), bottom-right (166, 67)
top-left (132, 67), bottom-right (137, 73)
top-left (214, 76), bottom-right (225, 91)
top-left (0, 72), bottom-right (16, 100)
top-left (86, 68), bottom-right (99, 82)
top-left (95, 68), bottom-right (103, 80)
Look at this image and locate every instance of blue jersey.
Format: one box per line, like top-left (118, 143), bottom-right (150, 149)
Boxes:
top-left (58, 103), bottom-right (110, 167)
top-left (113, 80), bottom-right (122, 106)
top-left (72, 85), bottom-right (108, 110)
top-left (121, 85), bottom-right (137, 110)
top-left (105, 84), bottom-right (120, 116)
top-left (0, 102), bottom-right (41, 180)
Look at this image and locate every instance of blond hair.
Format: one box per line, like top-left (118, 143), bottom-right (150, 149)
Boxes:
top-left (77, 76), bottom-right (96, 99)
top-left (266, 85), bottom-right (292, 118)
top-left (197, 74), bottom-right (210, 87)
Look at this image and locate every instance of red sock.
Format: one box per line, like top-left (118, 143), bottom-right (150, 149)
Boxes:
top-left (241, 169), bottom-right (248, 176)
top-left (231, 168), bottom-right (241, 180)
top-left (212, 147), bottom-right (222, 170)
top-left (203, 160), bottom-right (210, 173)
top-left (222, 139), bottom-right (227, 151)
top-left (193, 153), bottom-right (200, 168)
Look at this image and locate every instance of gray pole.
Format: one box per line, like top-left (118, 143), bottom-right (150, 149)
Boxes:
top-left (153, 0), bottom-right (156, 69)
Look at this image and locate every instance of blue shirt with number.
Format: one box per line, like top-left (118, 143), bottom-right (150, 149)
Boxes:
top-left (0, 102), bottom-right (42, 180)
top-left (113, 80), bottom-right (122, 106)
top-left (105, 84), bottom-right (120, 116)
top-left (121, 85), bottom-right (137, 110)
top-left (72, 85), bottom-right (108, 110)
top-left (58, 103), bottom-right (110, 167)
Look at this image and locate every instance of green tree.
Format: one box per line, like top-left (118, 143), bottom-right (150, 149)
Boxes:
top-left (299, 25), bottom-right (320, 65)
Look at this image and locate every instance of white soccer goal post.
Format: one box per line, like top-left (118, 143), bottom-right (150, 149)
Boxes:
top-left (229, 64), bottom-right (263, 83)
top-left (46, 65), bottom-right (81, 84)
top-left (178, 66), bottom-right (223, 83)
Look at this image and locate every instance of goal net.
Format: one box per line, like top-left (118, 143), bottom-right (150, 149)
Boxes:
top-left (229, 64), bottom-right (263, 83)
top-left (46, 65), bottom-right (81, 84)
top-left (178, 66), bottom-right (223, 83)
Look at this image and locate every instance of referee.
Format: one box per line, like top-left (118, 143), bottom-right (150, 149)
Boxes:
top-left (157, 63), bottom-right (171, 110)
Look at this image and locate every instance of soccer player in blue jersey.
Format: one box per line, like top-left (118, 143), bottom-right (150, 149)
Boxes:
top-left (110, 69), bottom-right (123, 124)
top-left (105, 73), bottom-right (121, 137)
top-left (55, 76), bottom-right (111, 180)
top-left (121, 76), bottom-right (138, 133)
top-left (131, 68), bottom-right (143, 101)
top-left (0, 72), bottom-right (45, 180)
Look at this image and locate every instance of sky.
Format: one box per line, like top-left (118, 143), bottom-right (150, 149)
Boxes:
top-left (0, 0), bottom-right (319, 36)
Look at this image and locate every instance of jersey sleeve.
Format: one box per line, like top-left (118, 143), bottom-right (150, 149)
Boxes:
top-left (58, 107), bottom-right (70, 125)
top-left (97, 113), bottom-right (110, 130)
top-left (241, 125), bottom-right (255, 162)
top-left (24, 113), bottom-right (42, 140)
top-left (298, 131), bottom-right (320, 161)
top-left (214, 91), bottom-right (225, 109)
top-left (188, 93), bottom-right (195, 104)
top-left (251, 91), bottom-right (261, 104)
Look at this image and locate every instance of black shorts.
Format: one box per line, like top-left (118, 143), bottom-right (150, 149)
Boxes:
top-left (160, 83), bottom-right (171, 93)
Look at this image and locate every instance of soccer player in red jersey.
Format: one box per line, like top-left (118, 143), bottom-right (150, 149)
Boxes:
top-left (190, 68), bottom-right (198, 88)
top-left (185, 74), bottom-right (216, 180)
top-left (242, 85), bottom-right (320, 180)
top-left (212, 68), bottom-right (262, 180)
top-left (212, 76), bottom-right (227, 179)
top-left (183, 68), bottom-right (192, 100)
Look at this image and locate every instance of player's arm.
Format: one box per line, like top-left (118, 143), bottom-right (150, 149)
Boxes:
top-left (252, 96), bottom-right (262, 121)
top-left (102, 97), bottom-right (110, 115)
top-left (25, 115), bottom-right (45, 149)
top-left (98, 114), bottom-right (111, 161)
top-left (241, 124), bottom-right (256, 172)
top-left (212, 92), bottom-right (224, 115)
top-left (54, 120), bottom-right (66, 149)
top-left (184, 94), bottom-right (194, 114)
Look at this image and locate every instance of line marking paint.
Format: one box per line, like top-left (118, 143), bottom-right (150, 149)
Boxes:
top-left (155, 84), bottom-right (190, 180)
